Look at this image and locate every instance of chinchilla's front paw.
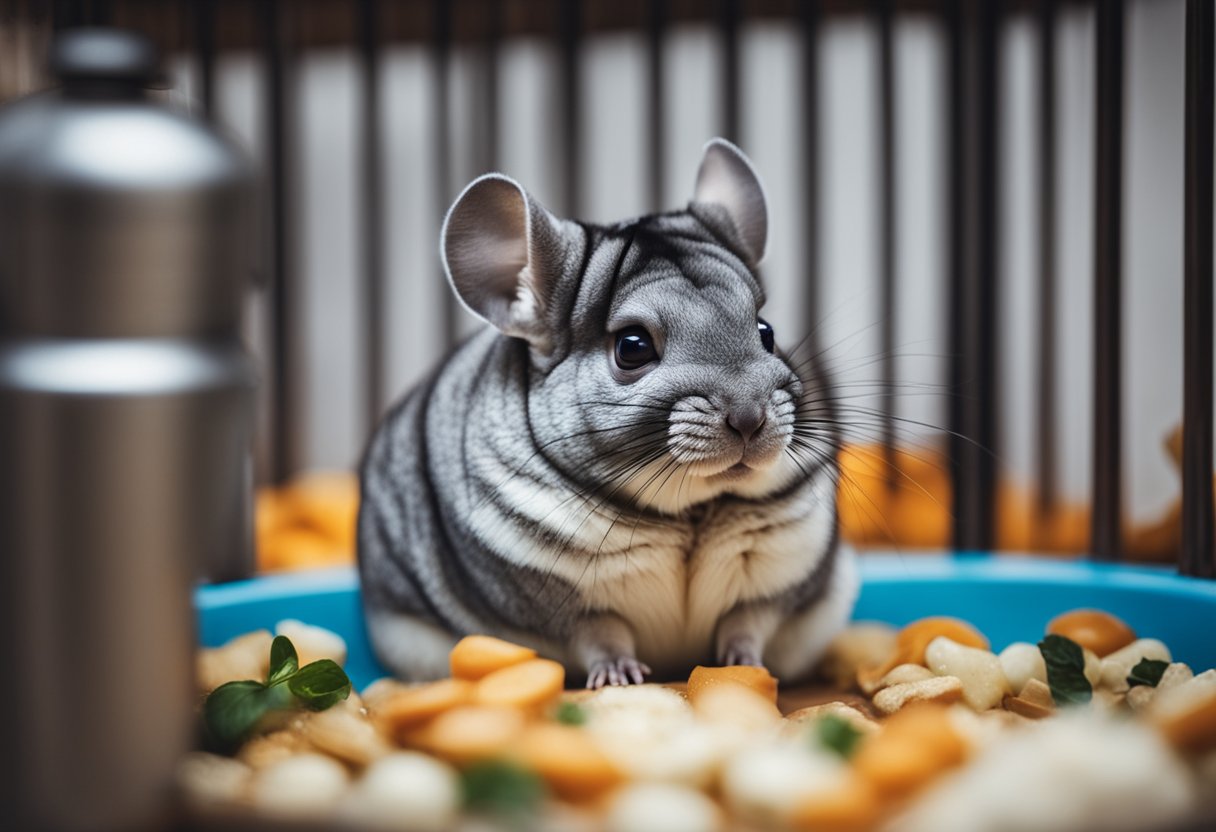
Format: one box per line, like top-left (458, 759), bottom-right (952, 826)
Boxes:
top-left (586, 656), bottom-right (652, 689)
top-left (718, 636), bottom-right (765, 668)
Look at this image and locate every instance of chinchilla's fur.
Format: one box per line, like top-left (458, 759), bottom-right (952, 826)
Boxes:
top-left (358, 139), bottom-right (857, 687)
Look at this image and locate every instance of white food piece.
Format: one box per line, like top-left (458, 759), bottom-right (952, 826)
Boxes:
top-left (1158, 662), bottom-right (1195, 692)
top-left (605, 783), bottom-right (723, 832)
top-left (196, 630), bottom-right (273, 693)
top-left (892, 711), bottom-right (1196, 832)
top-left (176, 752), bottom-right (253, 808)
top-left (584, 684), bottom-right (728, 787)
top-left (818, 622), bottom-right (898, 688)
top-left (583, 684), bottom-right (693, 730)
top-left (873, 676), bottom-right (964, 715)
top-left (691, 684), bottom-right (782, 733)
top-left (302, 706), bottom-right (391, 766)
top-left (720, 741), bottom-right (847, 825)
top-left (998, 642), bottom-right (1047, 695)
top-left (335, 752), bottom-right (460, 832)
top-left (1126, 684), bottom-right (1156, 711)
top-left (925, 638), bottom-right (1011, 711)
top-left (600, 723), bottom-right (731, 789)
top-left (1098, 638), bottom-right (1171, 692)
top-left (249, 753), bottom-right (351, 817)
top-left (275, 619), bottom-right (348, 668)
top-left (878, 663), bottom-right (936, 690)
top-left (1149, 668), bottom-right (1216, 721)
top-left (1083, 648), bottom-right (1103, 688)
top-left (782, 702), bottom-right (878, 739)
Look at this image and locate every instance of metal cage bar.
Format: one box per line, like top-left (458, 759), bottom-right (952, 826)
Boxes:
top-left (1092, 0), bottom-right (1125, 561)
top-left (357, 0), bottom-right (386, 429)
top-left (1182, 0), bottom-right (1215, 579)
top-left (1035, 0), bottom-right (1058, 520)
top-left (876, 0), bottom-right (897, 490)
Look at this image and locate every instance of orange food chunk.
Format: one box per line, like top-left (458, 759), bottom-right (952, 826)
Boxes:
top-left (852, 705), bottom-right (968, 797)
top-left (416, 705), bottom-right (527, 765)
top-left (1155, 694), bottom-right (1216, 754)
top-left (686, 665), bottom-right (779, 705)
top-left (513, 723), bottom-right (622, 801)
top-left (475, 658), bottom-right (566, 711)
top-left (375, 679), bottom-right (474, 734)
top-left (791, 774), bottom-right (881, 832)
top-left (1046, 609), bottom-right (1137, 658)
top-left (450, 635), bottom-right (538, 681)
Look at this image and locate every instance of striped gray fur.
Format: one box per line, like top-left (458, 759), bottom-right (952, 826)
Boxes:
top-left (358, 139), bottom-right (858, 686)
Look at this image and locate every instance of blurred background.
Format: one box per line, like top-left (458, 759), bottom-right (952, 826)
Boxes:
top-left (0, 0), bottom-right (1208, 571)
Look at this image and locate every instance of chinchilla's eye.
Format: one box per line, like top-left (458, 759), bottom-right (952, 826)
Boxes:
top-left (757, 318), bottom-right (775, 353)
top-left (614, 326), bottom-right (658, 370)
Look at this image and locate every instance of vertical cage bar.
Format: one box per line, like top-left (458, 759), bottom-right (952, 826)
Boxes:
top-left (477, 0), bottom-right (501, 173)
top-left (1035, 0), bottom-right (1058, 517)
top-left (647, 0), bottom-right (667, 213)
top-left (558, 0), bottom-right (581, 217)
top-left (191, 0), bottom-right (216, 120)
top-left (260, 0), bottom-right (295, 483)
top-left (358, 0), bottom-right (385, 428)
top-left (433, 0), bottom-right (457, 346)
top-left (876, 0), bottom-right (897, 488)
top-left (718, 0), bottom-right (740, 144)
top-left (972, 0), bottom-right (1000, 551)
top-left (948, 0), bottom-right (1000, 551)
top-left (800, 0), bottom-right (821, 330)
top-left (1182, 0), bottom-right (1215, 578)
top-left (1092, 0), bottom-right (1125, 561)
top-left (946, 0), bottom-right (966, 549)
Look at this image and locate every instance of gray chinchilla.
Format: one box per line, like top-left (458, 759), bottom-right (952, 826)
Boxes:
top-left (358, 138), bottom-right (857, 688)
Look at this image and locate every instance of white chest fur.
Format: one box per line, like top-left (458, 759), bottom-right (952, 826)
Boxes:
top-left (572, 467), bottom-right (838, 670)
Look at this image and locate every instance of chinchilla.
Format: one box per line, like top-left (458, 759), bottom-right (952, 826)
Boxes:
top-left (358, 138), bottom-right (857, 687)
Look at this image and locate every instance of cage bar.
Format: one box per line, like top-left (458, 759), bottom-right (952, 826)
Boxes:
top-left (718, 0), bottom-right (740, 144)
top-left (259, 0), bottom-right (295, 483)
top-left (1035, 0), bottom-right (1058, 518)
top-left (876, 0), bottom-right (896, 490)
top-left (357, 0), bottom-right (385, 429)
top-left (1182, 0), bottom-right (1215, 579)
top-left (191, 0), bottom-right (215, 120)
top-left (432, 0), bottom-right (457, 346)
top-left (1092, 0), bottom-right (1125, 561)
top-left (477, 0), bottom-right (501, 173)
top-left (646, 0), bottom-right (666, 213)
top-left (558, 0), bottom-right (581, 217)
top-left (946, 0), bottom-right (966, 549)
top-left (948, 0), bottom-right (1000, 552)
top-left (800, 0), bottom-right (821, 333)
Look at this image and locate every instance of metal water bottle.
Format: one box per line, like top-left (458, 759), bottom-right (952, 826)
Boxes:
top-left (0, 28), bottom-right (256, 831)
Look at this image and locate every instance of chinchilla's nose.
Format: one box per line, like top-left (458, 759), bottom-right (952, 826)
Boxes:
top-left (726, 402), bottom-right (766, 441)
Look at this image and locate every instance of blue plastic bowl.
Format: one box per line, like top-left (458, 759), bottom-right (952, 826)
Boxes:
top-left (196, 553), bottom-right (1216, 691)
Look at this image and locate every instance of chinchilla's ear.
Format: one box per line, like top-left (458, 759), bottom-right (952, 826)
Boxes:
top-left (441, 174), bottom-right (566, 349)
top-left (690, 138), bottom-right (768, 266)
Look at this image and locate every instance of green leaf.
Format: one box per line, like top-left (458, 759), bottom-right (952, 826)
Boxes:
top-left (1127, 658), bottom-right (1169, 689)
top-left (1038, 634), bottom-right (1093, 706)
top-left (554, 701), bottom-right (587, 726)
top-left (268, 636), bottom-right (300, 684)
top-left (204, 680), bottom-right (272, 752)
top-left (287, 659), bottom-right (352, 710)
top-left (461, 761), bottom-right (546, 817)
top-left (813, 714), bottom-right (864, 760)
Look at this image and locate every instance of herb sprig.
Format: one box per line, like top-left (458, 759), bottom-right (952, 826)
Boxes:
top-left (204, 635), bottom-right (352, 752)
top-left (1127, 658), bottom-right (1169, 689)
top-left (813, 714), bottom-right (864, 760)
top-left (1038, 634), bottom-right (1093, 707)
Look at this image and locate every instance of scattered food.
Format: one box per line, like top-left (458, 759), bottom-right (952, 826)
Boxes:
top-left (184, 611), bottom-right (1216, 831)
